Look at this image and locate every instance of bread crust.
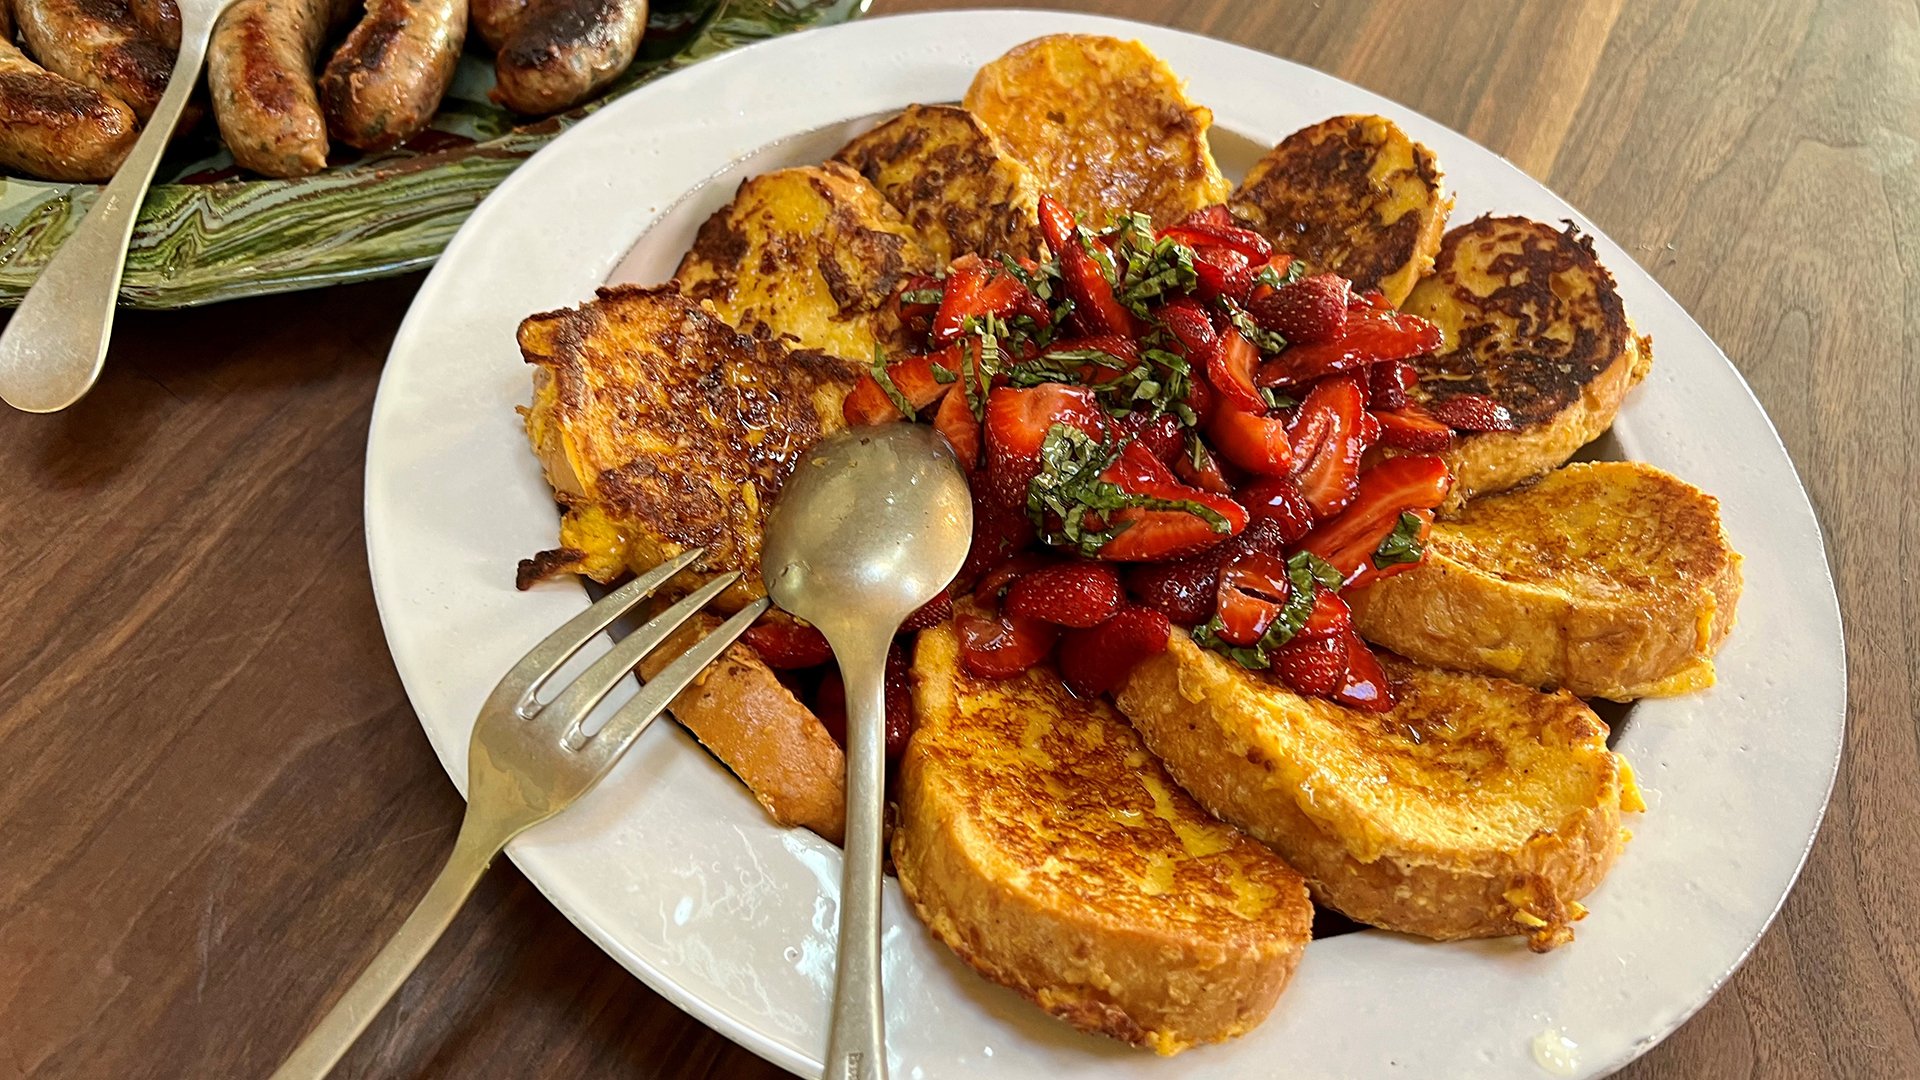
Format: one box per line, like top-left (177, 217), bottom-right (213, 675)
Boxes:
top-left (896, 623), bottom-right (1313, 1053)
top-left (1350, 461), bottom-right (1743, 699)
top-left (1115, 635), bottom-right (1635, 951)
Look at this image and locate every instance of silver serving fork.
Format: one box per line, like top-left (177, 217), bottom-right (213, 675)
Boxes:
top-left (270, 547), bottom-right (765, 1079)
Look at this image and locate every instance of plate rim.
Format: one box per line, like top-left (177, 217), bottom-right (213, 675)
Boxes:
top-left (363, 10), bottom-right (1848, 1078)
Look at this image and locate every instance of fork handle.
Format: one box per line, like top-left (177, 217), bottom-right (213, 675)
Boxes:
top-left (269, 814), bottom-right (507, 1080)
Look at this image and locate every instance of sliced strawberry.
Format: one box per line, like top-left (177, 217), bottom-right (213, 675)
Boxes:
top-left (1174, 205), bottom-right (1233, 229)
top-left (1333, 632), bottom-right (1394, 712)
top-left (1273, 632), bottom-right (1349, 697)
top-left (1173, 439), bottom-right (1232, 494)
top-left (1375, 404), bottom-right (1453, 451)
top-left (893, 272), bottom-right (943, 340)
top-left (984, 383), bottom-right (1106, 492)
top-left (932, 254), bottom-right (1049, 343)
top-left (1095, 443), bottom-right (1249, 561)
top-left (1346, 509), bottom-right (1435, 591)
top-left (1123, 556), bottom-right (1221, 626)
top-left (976, 550), bottom-right (1052, 602)
top-left (1295, 454), bottom-right (1453, 581)
top-left (1156, 296), bottom-right (1218, 360)
top-left (1427, 393), bottom-right (1519, 432)
top-left (1037, 194), bottom-right (1138, 338)
top-left (1006, 560), bottom-right (1124, 628)
top-left (884, 642), bottom-right (915, 756)
top-left (844, 343), bottom-right (964, 425)
top-left (1207, 403), bottom-right (1295, 477)
top-left (1191, 245), bottom-right (1254, 306)
top-left (1286, 376), bottom-right (1371, 518)
top-left (956, 606), bottom-right (1060, 679)
top-left (1157, 222), bottom-right (1273, 261)
top-left (1184, 374), bottom-right (1219, 426)
top-left (1045, 333), bottom-right (1141, 385)
top-left (1056, 606), bottom-right (1173, 697)
top-left (958, 497), bottom-right (1035, 588)
top-left (1237, 476), bottom-right (1317, 544)
top-left (741, 619), bottom-right (833, 669)
top-left (1258, 303), bottom-right (1441, 387)
top-left (1246, 253), bottom-right (1300, 308)
top-left (1247, 272), bottom-right (1350, 345)
top-left (900, 588), bottom-right (953, 633)
top-left (1203, 327), bottom-right (1266, 413)
top-left (932, 385), bottom-right (982, 469)
top-left (1118, 410), bottom-right (1185, 464)
top-left (1213, 549), bottom-right (1293, 646)
top-left (1368, 359), bottom-right (1419, 411)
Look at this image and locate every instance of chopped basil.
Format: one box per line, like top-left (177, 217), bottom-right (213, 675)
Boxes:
top-left (1372, 511), bottom-right (1428, 569)
top-left (1193, 551), bottom-right (1346, 669)
top-left (1025, 424), bottom-right (1229, 557)
top-left (869, 345), bottom-right (915, 420)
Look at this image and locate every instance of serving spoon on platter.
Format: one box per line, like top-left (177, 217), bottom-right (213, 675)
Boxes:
top-left (761, 423), bottom-right (973, 1080)
top-left (0, 0), bottom-right (241, 414)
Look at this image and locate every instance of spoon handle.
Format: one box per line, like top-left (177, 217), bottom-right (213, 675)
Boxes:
top-left (0, 31), bottom-right (209, 413)
top-left (824, 636), bottom-right (890, 1080)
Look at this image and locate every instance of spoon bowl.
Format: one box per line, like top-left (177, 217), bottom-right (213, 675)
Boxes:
top-left (760, 421), bottom-right (972, 1080)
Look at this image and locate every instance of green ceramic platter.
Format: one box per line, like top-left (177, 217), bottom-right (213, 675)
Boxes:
top-left (0, 0), bottom-right (862, 309)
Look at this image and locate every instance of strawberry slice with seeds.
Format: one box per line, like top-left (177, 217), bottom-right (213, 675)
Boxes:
top-left (1173, 205), bottom-right (1233, 230)
top-left (1037, 194), bottom-right (1138, 338)
top-left (1426, 393), bottom-right (1519, 432)
top-left (1273, 632), bottom-right (1349, 697)
top-left (1173, 439), bottom-right (1232, 494)
top-left (1286, 376), bottom-right (1372, 518)
top-left (1207, 402), bottom-right (1295, 477)
top-left (1294, 454), bottom-right (1453, 582)
top-left (1057, 606), bottom-right (1173, 697)
top-left (932, 254), bottom-right (1050, 343)
top-left (1374, 403), bottom-right (1453, 451)
top-left (1118, 410), bottom-right (1186, 464)
top-left (1237, 476), bottom-right (1317, 544)
top-left (931, 385), bottom-right (983, 469)
top-left (1191, 245), bottom-right (1255, 306)
top-left (901, 588), bottom-right (953, 633)
top-left (1123, 556), bottom-right (1221, 626)
top-left (1156, 296), bottom-right (1218, 360)
top-left (975, 550), bottom-right (1052, 602)
top-left (1157, 222), bottom-right (1273, 261)
top-left (1005, 560), bottom-right (1124, 628)
top-left (1345, 509), bottom-right (1435, 591)
top-left (1247, 272), bottom-right (1350, 345)
top-left (956, 605), bottom-right (1060, 678)
top-left (1258, 301), bottom-right (1441, 387)
top-left (844, 342), bottom-right (965, 425)
top-left (984, 383), bottom-right (1107, 495)
top-left (1212, 548), bottom-right (1293, 646)
top-left (1203, 327), bottom-right (1266, 414)
top-left (958, 497), bottom-right (1035, 589)
top-left (1096, 443), bottom-right (1249, 561)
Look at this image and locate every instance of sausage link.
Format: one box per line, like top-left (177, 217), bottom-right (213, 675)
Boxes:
top-left (14, 0), bottom-right (173, 121)
top-left (469, 0), bottom-right (527, 52)
top-left (318, 0), bottom-right (465, 151)
top-left (0, 37), bottom-right (139, 181)
top-left (208, 0), bottom-right (352, 176)
top-left (128, 0), bottom-right (179, 50)
top-left (490, 0), bottom-right (644, 115)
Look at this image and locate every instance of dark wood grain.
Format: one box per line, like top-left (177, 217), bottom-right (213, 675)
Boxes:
top-left (1, 1), bottom-right (1912, 1077)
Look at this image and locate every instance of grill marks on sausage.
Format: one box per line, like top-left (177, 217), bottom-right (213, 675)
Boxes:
top-left (0, 38), bottom-right (138, 181)
top-left (318, 0), bottom-right (466, 150)
top-left (489, 0), bottom-right (646, 115)
top-left (16, 0), bottom-right (177, 120)
top-left (209, 0), bottom-right (349, 176)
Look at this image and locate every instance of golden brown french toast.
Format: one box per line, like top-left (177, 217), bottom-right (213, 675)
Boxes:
top-left (964, 34), bottom-right (1231, 228)
top-left (1400, 216), bottom-right (1652, 510)
top-left (897, 623), bottom-right (1314, 1054)
top-left (1114, 634), bottom-right (1639, 951)
top-left (1229, 115), bottom-right (1451, 305)
top-left (639, 613), bottom-right (844, 842)
top-left (832, 103), bottom-right (1046, 265)
top-left (673, 162), bottom-right (939, 362)
top-left (1349, 461), bottom-right (1742, 701)
top-left (516, 283), bottom-right (861, 604)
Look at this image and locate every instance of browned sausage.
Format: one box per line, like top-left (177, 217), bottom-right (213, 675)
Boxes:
top-left (490, 0), bottom-right (644, 115)
top-left (469, 0), bottom-right (528, 51)
top-left (0, 37), bottom-right (139, 180)
top-left (318, 0), bottom-right (466, 150)
top-left (14, 0), bottom-right (173, 121)
top-left (208, 0), bottom-right (353, 176)
top-left (128, 0), bottom-right (180, 50)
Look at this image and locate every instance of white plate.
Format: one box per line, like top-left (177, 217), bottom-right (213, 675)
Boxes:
top-left (364, 11), bottom-right (1846, 1078)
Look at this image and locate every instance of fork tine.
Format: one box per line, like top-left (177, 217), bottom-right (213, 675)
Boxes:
top-left (497, 547), bottom-right (707, 711)
top-left (538, 570), bottom-right (742, 735)
top-left (566, 596), bottom-right (770, 759)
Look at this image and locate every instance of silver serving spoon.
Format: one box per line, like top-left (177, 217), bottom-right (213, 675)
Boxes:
top-left (761, 423), bottom-right (972, 1080)
top-left (0, 0), bottom-right (240, 413)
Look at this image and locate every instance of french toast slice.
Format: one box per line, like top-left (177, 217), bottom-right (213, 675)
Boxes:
top-left (897, 622), bottom-right (1314, 1054)
top-left (673, 162), bottom-right (940, 362)
top-left (639, 613), bottom-right (844, 842)
top-left (832, 103), bottom-right (1046, 265)
top-left (1349, 461), bottom-right (1743, 701)
top-left (516, 283), bottom-right (862, 604)
top-left (963, 34), bottom-right (1232, 228)
top-left (1229, 115), bottom-right (1451, 305)
top-left (1400, 216), bottom-right (1652, 510)
top-left (1114, 634), bottom-right (1639, 951)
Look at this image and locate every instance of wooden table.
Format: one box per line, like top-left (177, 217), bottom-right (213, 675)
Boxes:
top-left (2, 1), bottom-right (1912, 1076)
